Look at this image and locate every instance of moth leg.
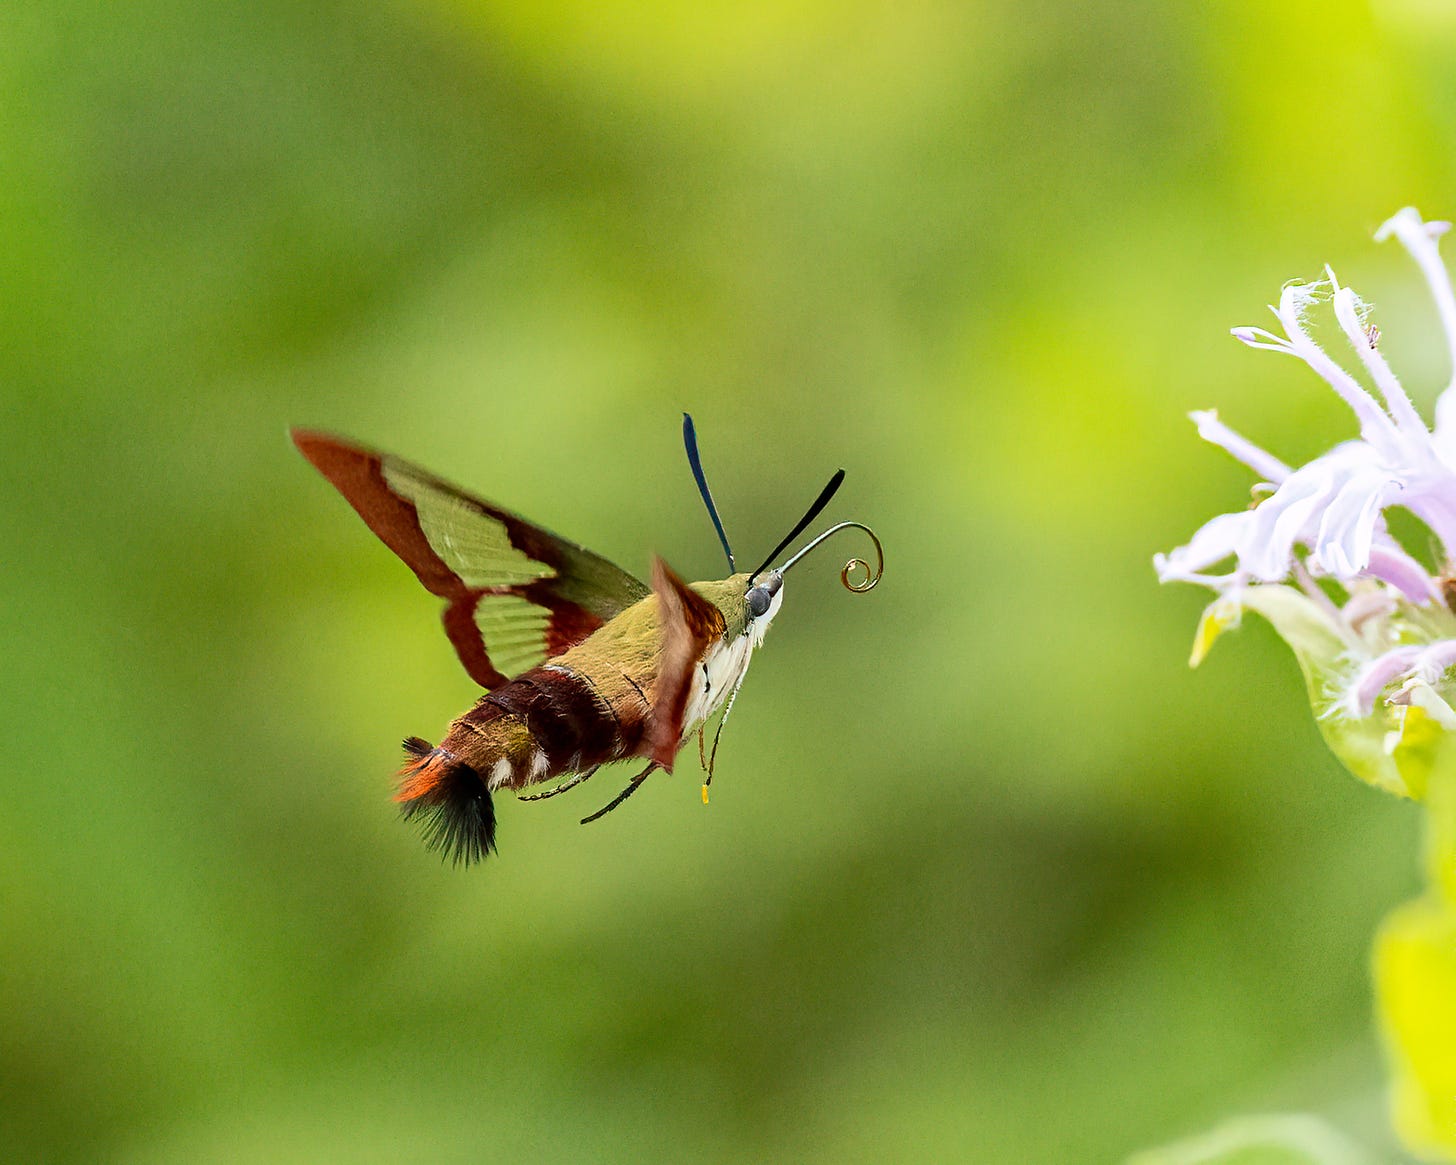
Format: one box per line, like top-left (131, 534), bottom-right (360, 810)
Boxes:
top-left (696, 724), bottom-right (708, 772)
top-left (702, 673), bottom-right (748, 804)
top-left (580, 761), bottom-right (657, 825)
top-left (517, 765), bottom-right (600, 802)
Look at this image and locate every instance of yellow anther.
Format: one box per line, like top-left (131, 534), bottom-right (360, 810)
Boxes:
top-left (701, 784), bottom-right (710, 805)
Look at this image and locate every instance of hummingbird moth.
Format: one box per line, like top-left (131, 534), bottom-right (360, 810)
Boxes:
top-left (292, 416), bottom-right (881, 864)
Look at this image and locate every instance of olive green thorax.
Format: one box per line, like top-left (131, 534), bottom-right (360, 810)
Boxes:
top-left (546, 571), bottom-right (752, 719)
top-left (690, 573), bottom-right (752, 640)
top-left (560, 572), bottom-right (751, 674)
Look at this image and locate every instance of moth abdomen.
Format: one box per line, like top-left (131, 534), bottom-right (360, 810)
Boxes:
top-left (396, 737), bottom-right (497, 864)
top-left (479, 665), bottom-right (634, 781)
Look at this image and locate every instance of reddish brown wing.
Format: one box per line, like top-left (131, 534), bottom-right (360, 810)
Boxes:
top-left (293, 430), bottom-right (650, 689)
top-left (646, 557), bottom-right (726, 771)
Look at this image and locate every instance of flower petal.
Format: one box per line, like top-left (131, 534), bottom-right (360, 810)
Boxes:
top-left (1348, 646), bottom-right (1422, 716)
top-left (1330, 280), bottom-right (1428, 438)
top-left (1362, 547), bottom-right (1438, 604)
top-left (1378, 208), bottom-right (1456, 398)
top-left (1270, 282), bottom-right (1403, 457)
top-left (1189, 409), bottom-right (1290, 483)
top-left (1154, 510), bottom-right (1252, 584)
top-left (1415, 640), bottom-right (1456, 687)
top-left (1240, 460), bottom-right (1343, 581)
top-left (1313, 469), bottom-right (1398, 578)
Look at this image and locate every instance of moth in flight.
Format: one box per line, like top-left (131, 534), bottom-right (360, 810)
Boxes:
top-left (292, 417), bottom-right (881, 864)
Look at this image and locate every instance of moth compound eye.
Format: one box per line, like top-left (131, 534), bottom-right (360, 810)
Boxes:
top-left (746, 586), bottom-right (771, 619)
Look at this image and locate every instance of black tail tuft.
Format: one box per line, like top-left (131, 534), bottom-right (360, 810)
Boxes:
top-left (396, 738), bottom-right (497, 865)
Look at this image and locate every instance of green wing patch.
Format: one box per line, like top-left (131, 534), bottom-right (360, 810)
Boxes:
top-left (382, 462), bottom-right (555, 589)
top-left (473, 592), bottom-right (552, 678)
top-left (293, 430), bottom-right (649, 689)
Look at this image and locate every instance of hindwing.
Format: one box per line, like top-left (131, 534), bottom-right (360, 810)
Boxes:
top-left (293, 431), bottom-right (649, 688)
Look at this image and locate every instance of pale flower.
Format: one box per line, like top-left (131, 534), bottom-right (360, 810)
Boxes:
top-left (1156, 208), bottom-right (1456, 799)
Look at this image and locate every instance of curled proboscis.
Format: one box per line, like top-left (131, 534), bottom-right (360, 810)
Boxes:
top-left (842, 556), bottom-right (879, 592)
top-left (778, 521), bottom-right (884, 594)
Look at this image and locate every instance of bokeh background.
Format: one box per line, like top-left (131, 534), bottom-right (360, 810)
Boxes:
top-left (8, 2), bottom-right (1456, 1161)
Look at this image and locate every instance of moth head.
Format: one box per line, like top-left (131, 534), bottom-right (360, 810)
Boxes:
top-left (744, 570), bottom-right (781, 621)
top-left (691, 571), bottom-right (781, 641)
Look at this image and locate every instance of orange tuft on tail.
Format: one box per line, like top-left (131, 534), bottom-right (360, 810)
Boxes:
top-left (396, 736), bottom-right (452, 802)
top-left (395, 737), bottom-right (497, 864)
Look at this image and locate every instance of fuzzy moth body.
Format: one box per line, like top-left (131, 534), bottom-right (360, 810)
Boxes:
top-left (291, 418), bottom-right (873, 866)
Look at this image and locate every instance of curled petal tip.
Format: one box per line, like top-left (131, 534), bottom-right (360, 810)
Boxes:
top-left (1374, 208), bottom-right (1412, 242)
top-left (1230, 324), bottom-right (1289, 351)
top-left (1375, 206), bottom-right (1442, 243)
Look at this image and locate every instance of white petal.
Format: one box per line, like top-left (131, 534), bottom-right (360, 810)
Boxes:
top-left (1155, 510), bottom-right (1251, 582)
top-left (1189, 409), bottom-right (1290, 483)
top-left (1364, 545), bottom-right (1440, 604)
top-left (1271, 283), bottom-right (1402, 456)
top-left (1313, 471), bottom-right (1397, 577)
top-left (1230, 325), bottom-right (1293, 352)
top-left (1330, 283), bottom-right (1427, 437)
top-left (1414, 639), bottom-right (1456, 685)
top-left (1379, 207), bottom-right (1456, 395)
top-left (1348, 646), bottom-right (1422, 716)
top-left (1240, 465), bottom-right (1339, 580)
top-left (1435, 390), bottom-right (1456, 449)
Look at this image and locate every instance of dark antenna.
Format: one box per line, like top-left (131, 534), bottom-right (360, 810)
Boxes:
top-left (682, 414), bottom-right (736, 572)
top-left (748, 469), bottom-right (846, 581)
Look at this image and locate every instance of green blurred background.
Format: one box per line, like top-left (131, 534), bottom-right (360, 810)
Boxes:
top-left (7, 2), bottom-right (1456, 1161)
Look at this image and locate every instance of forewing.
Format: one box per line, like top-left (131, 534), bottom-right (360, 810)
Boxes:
top-left (646, 557), bottom-right (726, 771)
top-left (293, 430), bottom-right (649, 688)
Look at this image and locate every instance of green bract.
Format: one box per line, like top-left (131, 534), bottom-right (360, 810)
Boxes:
top-left (1193, 585), bottom-right (1456, 801)
top-left (1127, 1114), bottom-right (1371, 1165)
